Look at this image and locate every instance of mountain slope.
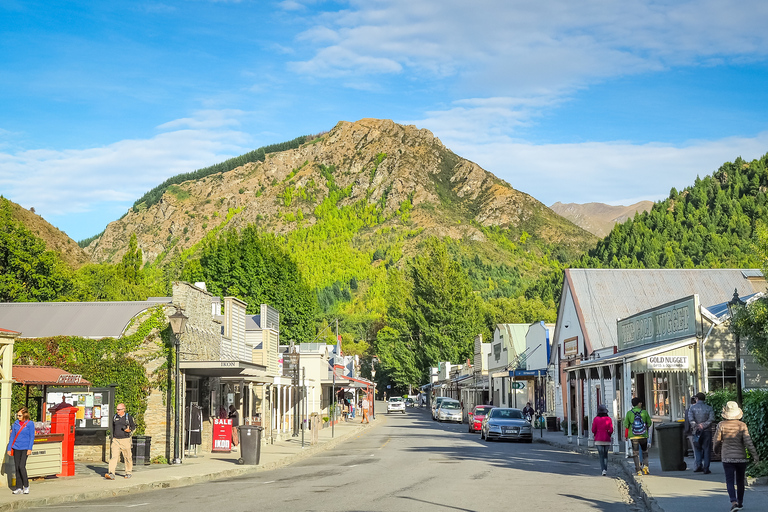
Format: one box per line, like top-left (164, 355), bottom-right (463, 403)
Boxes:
top-left (2, 197), bottom-right (89, 269)
top-left (550, 201), bottom-right (654, 237)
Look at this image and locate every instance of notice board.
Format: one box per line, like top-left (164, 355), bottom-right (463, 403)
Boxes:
top-left (45, 386), bottom-right (115, 432)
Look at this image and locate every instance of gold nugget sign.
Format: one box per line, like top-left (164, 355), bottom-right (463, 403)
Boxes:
top-left (617, 295), bottom-right (701, 351)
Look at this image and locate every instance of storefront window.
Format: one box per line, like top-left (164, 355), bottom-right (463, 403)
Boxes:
top-left (651, 374), bottom-right (669, 417)
top-left (707, 361), bottom-right (737, 391)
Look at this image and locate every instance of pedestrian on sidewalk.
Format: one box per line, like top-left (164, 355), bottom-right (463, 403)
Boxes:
top-left (714, 401), bottom-right (760, 512)
top-left (6, 407), bottom-right (34, 495)
top-left (106, 403), bottom-right (136, 480)
top-left (361, 397), bottom-right (369, 423)
top-left (624, 397), bottom-right (652, 476)
top-left (592, 404), bottom-right (614, 476)
top-left (523, 402), bottom-right (535, 422)
top-left (688, 391), bottom-right (715, 474)
top-left (228, 405), bottom-right (240, 449)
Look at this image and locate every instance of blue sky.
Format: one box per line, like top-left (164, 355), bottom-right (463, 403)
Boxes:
top-left (2, 0), bottom-right (768, 241)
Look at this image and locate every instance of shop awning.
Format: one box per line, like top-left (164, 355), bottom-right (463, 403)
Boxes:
top-left (12, 365), bottom-right (91, 386)
top-left (564, 337), bottom-right (698, 373)
top-left (180, 360), bottom-right (267, 378)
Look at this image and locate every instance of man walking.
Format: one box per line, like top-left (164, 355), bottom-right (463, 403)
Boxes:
top-left (361, 396), bottom-right (370, 424)
top-left (106, 403), bottom-right (136, 480)
top-left (624, 397), bottom-right (652, 476)
top-left (688, 392), bottom-right (715, 474)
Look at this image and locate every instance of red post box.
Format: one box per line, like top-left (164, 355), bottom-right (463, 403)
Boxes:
top-left (51, 406), bottom-right (77, 477)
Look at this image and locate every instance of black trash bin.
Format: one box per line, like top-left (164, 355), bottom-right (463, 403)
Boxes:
top-left (131, 435), bottom-right (152, 466)
top-left (655, 422), bottom-right (686, 471)
top-left (237, 426), bottom-right (264, 465)
top-left (546, 416), bottom-right (559, 432)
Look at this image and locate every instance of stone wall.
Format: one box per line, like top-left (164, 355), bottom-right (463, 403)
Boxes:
top-left (172, 281), bottom-right (222, 362)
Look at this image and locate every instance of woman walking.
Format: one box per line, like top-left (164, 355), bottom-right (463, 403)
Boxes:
top-left (6, 407), bottom-right (34, 495)
top-left (591, 404), bottom-right (614, 476)
top-left (714, 401), bottom-right (760, 511)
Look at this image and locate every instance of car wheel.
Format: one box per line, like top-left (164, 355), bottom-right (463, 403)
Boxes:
top-left (402, 410), bottom-right (405, 414)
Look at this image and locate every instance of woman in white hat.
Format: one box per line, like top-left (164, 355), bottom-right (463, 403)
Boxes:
top-left (713, 401), bottom-right (760, 511)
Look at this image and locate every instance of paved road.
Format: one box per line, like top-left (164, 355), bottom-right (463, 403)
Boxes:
top-left (31, 406), bottom-right (640, 512)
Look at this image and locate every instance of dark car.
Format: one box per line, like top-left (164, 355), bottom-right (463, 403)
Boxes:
top-left (468, 405), bottom-right (494, 433)
top-left (480, 407), bottom-right (533, 442)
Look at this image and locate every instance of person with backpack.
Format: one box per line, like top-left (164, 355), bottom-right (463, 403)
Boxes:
top-left (624, 397), bottom-right (652, 476)
top-left (688, 391), bottom-right (715, 474)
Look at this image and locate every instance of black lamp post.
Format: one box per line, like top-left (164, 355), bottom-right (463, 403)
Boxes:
top-left (287, 345), bottom-right (300, 437)
top-left (169, 306), bottom-right (188, 465)
top-left (727, 288), bottom-right (746, 406)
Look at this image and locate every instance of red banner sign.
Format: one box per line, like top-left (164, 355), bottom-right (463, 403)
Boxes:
top-left (212, 418), bottom-right (232, 452)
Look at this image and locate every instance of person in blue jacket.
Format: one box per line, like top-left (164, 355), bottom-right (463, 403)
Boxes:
top-left (6, 407), bottom-right (34, 495)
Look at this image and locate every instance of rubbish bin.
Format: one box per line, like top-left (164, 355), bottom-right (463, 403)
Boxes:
top-left (546, 416), bottom-right (559, 432)
top-left (237, 425), bottom-right (264, 465)
top-left (131, 435), bottom-right (152, 465)
top-left (655, 422), bottom-right (686, 471)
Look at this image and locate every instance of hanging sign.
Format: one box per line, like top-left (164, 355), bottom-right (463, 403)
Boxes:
top-left (617, 295), bottom-right (701, 351)
top-left (212, 418), bottom-right (232, 452)
top-left (647, 355), bottom-right (689, 369)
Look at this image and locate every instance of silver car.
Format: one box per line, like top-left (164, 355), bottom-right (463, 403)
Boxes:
top-left (432, 396), bottom-right (452, 420)
top-left (480, 407), bottom-right (533, 442)
top-left (436, 400), bottom-right (462, 423)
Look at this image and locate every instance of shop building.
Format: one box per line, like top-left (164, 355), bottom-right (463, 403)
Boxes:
top-left (551, 268), bottom-right (768, 451)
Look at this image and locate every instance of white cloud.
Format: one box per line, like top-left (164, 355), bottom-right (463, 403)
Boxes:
top-left (291, 0), bottom-right (768, 95)
top-left (0, 111), bottom-right (252, 223)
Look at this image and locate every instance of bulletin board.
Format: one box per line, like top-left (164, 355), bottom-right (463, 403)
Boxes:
top-left (45, 386), bottom-right (115, 432)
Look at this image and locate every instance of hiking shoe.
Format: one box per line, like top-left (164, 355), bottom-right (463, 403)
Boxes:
top-left (124, 474), bottom-right (132, 479)
top-left (704, 469), bottom-right (712, 474)
top-left (731, 503), bottom-right (742, 511)
top-left (12, 488), bottom-right (23, 495)
top-left (105, 473), bottom-right (115, 480)
top-left (643, 465), bottom-right (650, 475)
top-left (22, 487), bottom-right (29, 494)
top-left (601, 470), bottom-right (607, 476)
top-left (693, 467), bottom-right (703, 473)
top-left (637, 470), bottom-right (643, 476)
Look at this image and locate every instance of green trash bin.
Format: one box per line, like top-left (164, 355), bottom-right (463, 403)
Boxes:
top-left (655, 422), bottom-right (687, 471)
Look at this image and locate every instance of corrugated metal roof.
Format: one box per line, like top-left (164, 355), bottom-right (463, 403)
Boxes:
top-left (0, 300), bottom-right (171, 339)
top-left (566, 269), bottom-right (764, 352)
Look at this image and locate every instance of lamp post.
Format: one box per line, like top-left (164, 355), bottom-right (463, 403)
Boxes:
top-left (287, 344), bottom-right (300, 437)
top-left (727, 288), bottom-right (746, 406)
top-left (168, 306), bottom-right (188, 465)
top-left (370, 356), bottom-right (378, 420)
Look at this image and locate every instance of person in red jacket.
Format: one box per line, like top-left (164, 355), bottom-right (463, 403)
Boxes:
top-left (591, 404), bottom-right (614, 476)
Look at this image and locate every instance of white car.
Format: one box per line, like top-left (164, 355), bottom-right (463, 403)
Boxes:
top-left (387, 397), bottom-right (406, 413)
top-left (436, 400), bottom-right (462, 422)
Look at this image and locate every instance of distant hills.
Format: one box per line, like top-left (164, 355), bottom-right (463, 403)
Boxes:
top-left (550, 201), bottom-right (654, 238)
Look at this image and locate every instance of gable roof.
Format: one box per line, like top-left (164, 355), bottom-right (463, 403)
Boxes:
top-left (562, 268), bottom-right (764, 353)
top-left (0, 299), bottom-right (171, 339)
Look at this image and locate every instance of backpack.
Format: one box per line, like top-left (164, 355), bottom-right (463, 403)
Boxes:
top-left (631, 410), bottom-right (647, 436)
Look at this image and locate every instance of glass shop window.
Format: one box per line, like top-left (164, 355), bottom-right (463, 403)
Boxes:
top-left (707, 361), bottom-right (737, 391)
top-left (651, 374), bottom-right (669, 417)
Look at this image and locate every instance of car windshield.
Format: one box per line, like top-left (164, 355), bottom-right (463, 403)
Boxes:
top-left (389, 397), bottom-right (402, 402)
top-left (474, 407), bottom-right (492, 415)
top-left (490, 409), bottom-right (524, 419)
top-left (442, 402), bottom-right (460, 410)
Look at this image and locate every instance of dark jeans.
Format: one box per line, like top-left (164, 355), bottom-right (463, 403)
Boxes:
top-left (723, 462), bottom-right (747, 505)
top-left (692, 428), bottom-right (712, 471)
top-left (12, 449), bottom-right (29, 489)
top-left (630, 438), bottom-right (649, 470)
top-left (596, 444), bottom-right (609, 472)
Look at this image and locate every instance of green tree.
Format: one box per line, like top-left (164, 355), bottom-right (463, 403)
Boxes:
top-left (0, 197), bottom-right (72, 301)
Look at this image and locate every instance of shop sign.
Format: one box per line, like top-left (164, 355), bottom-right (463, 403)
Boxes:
top-left (56, 374), bottom-right (82, 384)
top-left (563, 337), bottom-right (578, 357)
top-left (617, 295), bottom-right (700, 351)
top-left (212, 418), bottom-right (232, 452)
top-left (647, 356), bottom-right (689, 369)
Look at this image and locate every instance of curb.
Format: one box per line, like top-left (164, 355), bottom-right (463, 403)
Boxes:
top-left (0, 422), bottom-right (374, 512)
top-left (533, 436), bottom-right (662, 512)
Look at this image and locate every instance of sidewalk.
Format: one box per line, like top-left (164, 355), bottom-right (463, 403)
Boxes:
top-left (532, 428), bottom-right (768, 512)
top-left (0, 417), bottom-right (375, 512)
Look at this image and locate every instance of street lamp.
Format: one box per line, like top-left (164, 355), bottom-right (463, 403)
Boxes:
top-left (370, 357), bottom-right (378, 420)
top-left (168, 306), bottom-right (188, 465)
top-left (727, 288), bottom-right (746, 406)
top-left (287, 344), bottom-right (300, 437)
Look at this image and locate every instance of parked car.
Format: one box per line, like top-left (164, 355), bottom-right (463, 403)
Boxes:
top-left (432, 397), bottom-right (460, 420)
top-left (436, 400), bottom-right (462, 423)
top-left (387, 397), bottom-right (406, 413)
top-left (468, 405), bottom-right (494, 433)
top-left (480, 407), bottom-right (533, 442)
top-left (405, 397), bottom-right (415, 407)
